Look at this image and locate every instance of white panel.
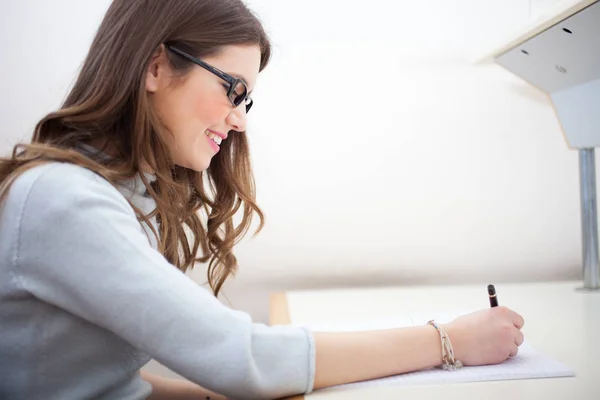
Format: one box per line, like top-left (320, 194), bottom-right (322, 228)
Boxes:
top-left (551, 79), bottom-right (600, 148)
top-left (495, 0), bottom-right (600, 93)
top-left (493, 0), bottom-right (600, 148)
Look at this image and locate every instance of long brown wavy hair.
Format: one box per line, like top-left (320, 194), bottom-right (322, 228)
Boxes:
top-left (0, 0), bottom-right (270, 296)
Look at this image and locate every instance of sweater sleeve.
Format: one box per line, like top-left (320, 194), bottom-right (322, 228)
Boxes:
top-left (8, 163), bottom-right (315, 399)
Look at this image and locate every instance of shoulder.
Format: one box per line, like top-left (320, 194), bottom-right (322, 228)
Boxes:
top-left (12, 161), bottom-right (111, 194)
top-left (5, 161), bottom-right (132, 219)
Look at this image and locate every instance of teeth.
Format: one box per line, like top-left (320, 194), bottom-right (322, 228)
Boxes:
top-left (205, 130), bottom-right (222, 146)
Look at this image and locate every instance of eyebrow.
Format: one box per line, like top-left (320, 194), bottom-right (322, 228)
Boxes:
top-left (227, 72), bottom-right (253, 95)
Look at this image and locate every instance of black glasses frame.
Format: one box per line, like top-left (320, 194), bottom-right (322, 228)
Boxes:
top-left (165, 44), bottom-right (253, 113)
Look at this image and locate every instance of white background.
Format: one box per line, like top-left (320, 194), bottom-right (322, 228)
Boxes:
top-left (0, 0), bottom-right (583, 376)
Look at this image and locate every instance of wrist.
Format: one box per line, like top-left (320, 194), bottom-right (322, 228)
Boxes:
top-left (427, 321), bottom-right (463, 371)
top-left (441, 323), bottom-right (463, 363)
top-left (422, 325), bottom-right (445, 368)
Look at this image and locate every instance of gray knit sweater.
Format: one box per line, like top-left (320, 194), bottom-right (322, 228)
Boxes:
top-left (0, 161), bottom-right (315, 400)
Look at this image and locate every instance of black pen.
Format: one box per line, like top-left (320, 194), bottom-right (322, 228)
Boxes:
top-left (488, 284), bottom-right (498, 307)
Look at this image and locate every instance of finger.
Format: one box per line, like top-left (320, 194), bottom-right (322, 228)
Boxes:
top-left (512, 311), bottom-right (525, 329)
top-left (515, 329), bottom-right (524, 346)
top-left (509, 344), bottom-right (519, 358)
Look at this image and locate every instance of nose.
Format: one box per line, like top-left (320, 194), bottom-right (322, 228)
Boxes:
top-left (226, 104), bottom-right (248, 132)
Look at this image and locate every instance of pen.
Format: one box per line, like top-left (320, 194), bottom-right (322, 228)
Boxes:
top-left (488, 284), bottom-right (498, 307)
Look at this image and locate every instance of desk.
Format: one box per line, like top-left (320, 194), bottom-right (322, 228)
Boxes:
top-left (476, 0), bottom-right (598, 64)
top-left (270, 281), bottom-right (600, 399)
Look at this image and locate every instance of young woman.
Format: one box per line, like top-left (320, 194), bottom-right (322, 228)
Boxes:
top-left (0, 1), bottom-right (525, 399)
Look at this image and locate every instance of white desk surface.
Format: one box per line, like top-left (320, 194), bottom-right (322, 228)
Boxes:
top-left (476, 0), bottom-right (598, 63)
top-left (277, 281), bottom-right (600, 399)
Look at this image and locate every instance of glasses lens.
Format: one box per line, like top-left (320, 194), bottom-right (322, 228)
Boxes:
top-left (230, 80), bottom-right (247, 106)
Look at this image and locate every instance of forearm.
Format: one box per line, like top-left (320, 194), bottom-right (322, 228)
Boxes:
top-left (313, 325), bottom-right (443, 389)
top-left (140, 370), bottom-right (228, 400)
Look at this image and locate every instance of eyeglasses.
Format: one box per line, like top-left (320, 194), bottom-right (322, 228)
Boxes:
top-left (165, 44), bottom-right (253, 113)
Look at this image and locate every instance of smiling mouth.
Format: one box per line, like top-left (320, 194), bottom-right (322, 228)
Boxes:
top-left (205, 130), bottom-right (222, 145)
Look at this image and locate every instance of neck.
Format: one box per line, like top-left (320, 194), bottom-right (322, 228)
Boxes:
top-left (86, 139), bottom-right (155, 174)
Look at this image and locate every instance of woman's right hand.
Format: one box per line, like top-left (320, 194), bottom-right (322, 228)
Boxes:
top-left (443, 306), bottom-right (525, 366)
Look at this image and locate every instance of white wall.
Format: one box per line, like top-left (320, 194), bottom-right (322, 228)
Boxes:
top-left (0, 0), bottom-right (113, 151)
top-left (530, 0), bottom-right (570, 19)
top-left (1, 0), bottom-right (585, 322)
top-left (222, 0), bottom-right (583, 310)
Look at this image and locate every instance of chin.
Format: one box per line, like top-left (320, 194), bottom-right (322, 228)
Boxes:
top-left (173, 156), bottom-right (211, 172)
top-left (189, 157), bottom-right (212, 172)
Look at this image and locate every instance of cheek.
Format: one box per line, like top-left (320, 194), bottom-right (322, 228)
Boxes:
top-left (190, 92), bottom-right (228, 127)
top-left (151, 76), bottom-right (232, 169)
top-left (182, 74), bottom-right (230, 126)
top-left (161, 80), bottom-right (227, 134)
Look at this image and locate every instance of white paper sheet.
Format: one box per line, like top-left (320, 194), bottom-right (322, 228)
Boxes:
top-left (301, 312), bottom-right (575, 392)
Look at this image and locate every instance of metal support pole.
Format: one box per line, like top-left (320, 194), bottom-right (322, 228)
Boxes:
top-left (578, 148), bottom-right (600, 291)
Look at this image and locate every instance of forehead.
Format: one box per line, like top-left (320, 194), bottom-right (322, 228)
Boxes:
top-left (203, 44), bottom-right (261, 90)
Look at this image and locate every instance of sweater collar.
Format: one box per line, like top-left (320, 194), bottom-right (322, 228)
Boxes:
top-left (75, 142), bottom-right (156, 198)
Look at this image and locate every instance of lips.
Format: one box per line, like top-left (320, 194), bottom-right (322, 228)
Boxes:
top-left (205, 132), bottom-right (221, 153)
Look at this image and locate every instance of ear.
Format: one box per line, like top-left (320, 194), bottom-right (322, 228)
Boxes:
top-left (146, 44), bottom-right (170, 94)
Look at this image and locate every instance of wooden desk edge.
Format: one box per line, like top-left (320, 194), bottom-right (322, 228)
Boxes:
top-left (269, 292), bottom-right (291, 325)
top-left (269, 292), bottom-right (305, 400)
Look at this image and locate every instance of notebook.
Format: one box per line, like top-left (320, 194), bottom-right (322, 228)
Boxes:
top-left (301, 311), bottom-right (575, 392)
